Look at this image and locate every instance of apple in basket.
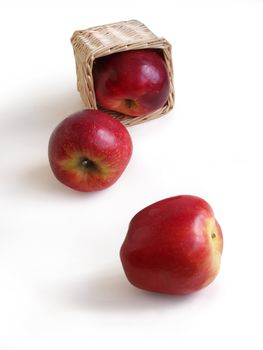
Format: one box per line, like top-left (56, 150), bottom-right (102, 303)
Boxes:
top-left (120, 195), bottom-right (223, 295)
top-left (48, 109), bottom-right (132, 192)
top-left (93, 49), bottom-right (170, 117)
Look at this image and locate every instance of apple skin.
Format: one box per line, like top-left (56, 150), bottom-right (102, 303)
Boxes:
top-left (93, 49), bottom-right (170, 117)
top-left (48, 109), bottom-right (132, 192)
top-left (120, 195), bottom-right (223, 295)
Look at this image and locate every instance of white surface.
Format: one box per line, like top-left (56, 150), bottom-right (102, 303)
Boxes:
top-left (1, 0), bottom-right (263, 349)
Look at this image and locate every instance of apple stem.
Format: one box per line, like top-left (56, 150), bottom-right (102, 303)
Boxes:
top-left (211, 232), bottom-right (217, 239)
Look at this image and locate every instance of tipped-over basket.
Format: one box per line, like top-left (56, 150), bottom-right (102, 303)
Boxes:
top-left (71, 19), bottom-right (175, 127)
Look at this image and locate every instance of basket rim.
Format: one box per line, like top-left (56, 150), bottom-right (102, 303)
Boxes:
top-left (72, 37), bottom-right (172, 62)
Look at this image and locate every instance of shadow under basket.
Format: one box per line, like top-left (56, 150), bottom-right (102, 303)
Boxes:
top-left (71, 19), bottom-right (175, 127)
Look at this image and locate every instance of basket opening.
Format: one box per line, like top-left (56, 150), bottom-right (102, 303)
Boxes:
top-left (92, 48), bottom-right (170, 121)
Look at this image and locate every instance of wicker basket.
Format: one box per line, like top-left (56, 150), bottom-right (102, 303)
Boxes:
top-left (71, 19), bottom-right (174, 127)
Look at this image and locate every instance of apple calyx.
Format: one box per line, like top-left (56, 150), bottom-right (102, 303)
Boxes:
top-left (60, 153), bottom-right (104, 176)
top-left (79, 156), bottom-right (99, 172)
top-left (124, 99), bottom-right (137, 109)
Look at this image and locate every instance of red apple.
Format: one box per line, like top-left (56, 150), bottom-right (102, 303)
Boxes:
top-left (48, 109), bottom-right (132, 192)
top-left (93, 49), bottom-right (170, 117)
top-left (120, 195), bottom-right (223, 295)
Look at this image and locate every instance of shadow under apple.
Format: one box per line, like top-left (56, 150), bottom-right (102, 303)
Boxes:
top-left (23, 164), bottom-right (71, 195)
top-left (22, 163), bottom-right (109, 200)
top-left (59, 269), bottom-right (198, 313)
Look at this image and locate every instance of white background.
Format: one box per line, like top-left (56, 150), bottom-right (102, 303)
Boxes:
top-left (1, 0), bottom-right (263, 349)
